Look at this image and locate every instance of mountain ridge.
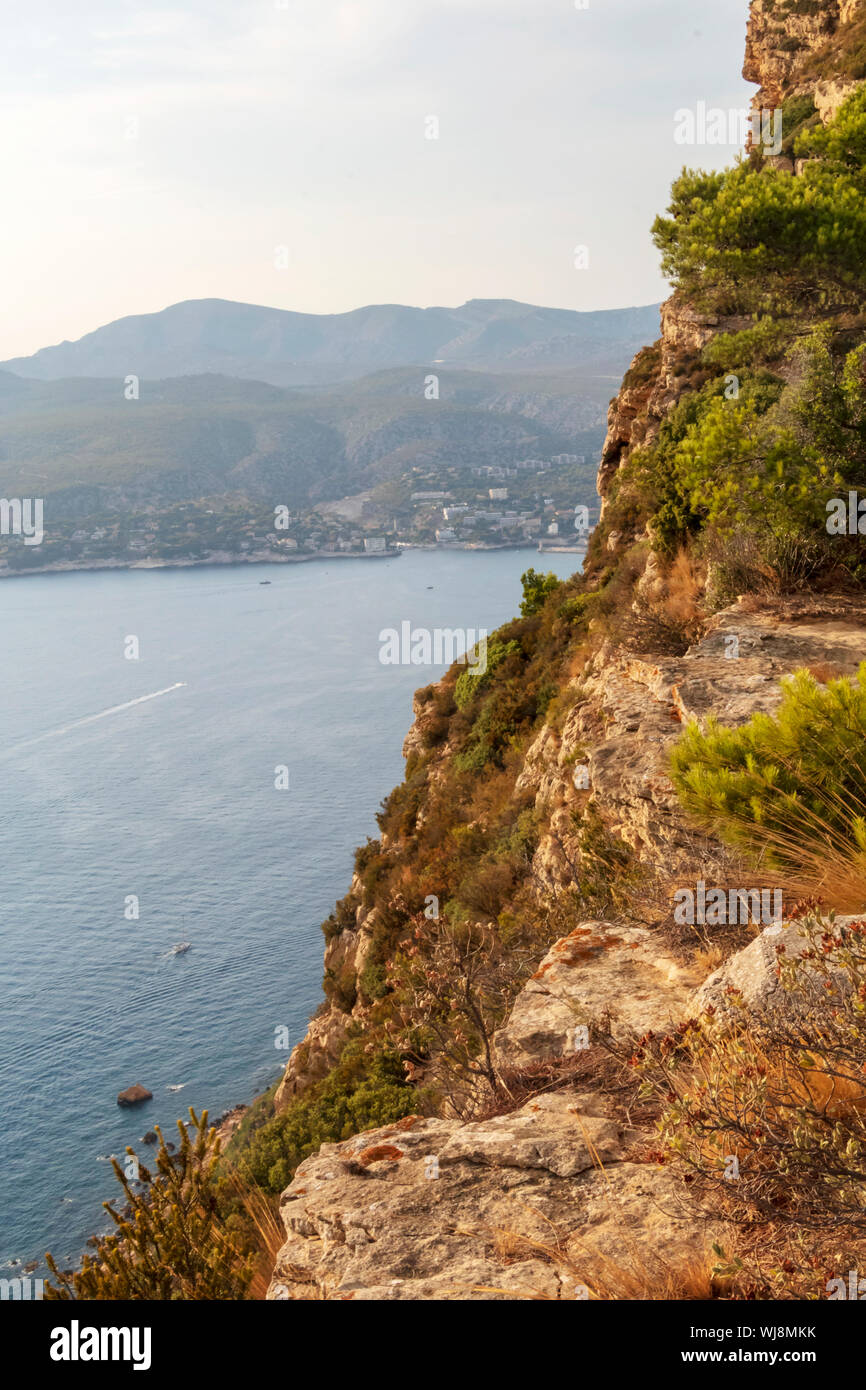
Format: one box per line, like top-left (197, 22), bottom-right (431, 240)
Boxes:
top-left (1, 297), bottom-right (662, 388)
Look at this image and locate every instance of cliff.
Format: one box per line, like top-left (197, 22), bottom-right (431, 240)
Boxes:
top-left (257, 0), bottom-right (866, 1299)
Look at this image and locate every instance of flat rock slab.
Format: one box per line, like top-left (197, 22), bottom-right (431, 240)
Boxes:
top-left (267, 1090), bottom-right (706, 1301)
top-left (494, 921), bottom-right (702, 1068)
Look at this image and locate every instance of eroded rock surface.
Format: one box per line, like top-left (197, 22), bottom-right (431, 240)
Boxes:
top-left (494, 921), bottom-right (703, 1067)
top-left (267, 1092), bottom-right (706, 1301)
top-left (695, 915), bottom-right (862, 1022)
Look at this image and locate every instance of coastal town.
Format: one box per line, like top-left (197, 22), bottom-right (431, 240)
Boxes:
top-left (0, 452), bottom-right (595, 575)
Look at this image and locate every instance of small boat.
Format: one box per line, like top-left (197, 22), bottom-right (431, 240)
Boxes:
top-left (259, 580), bottom-right (271, 585)
top-left (169, 942), bottom-right (191, 955)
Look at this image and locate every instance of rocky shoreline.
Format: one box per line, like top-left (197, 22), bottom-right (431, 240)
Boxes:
top-left (0, 547), bottom-right (402, 582)
top-left (0, 539), bottom-right (564, 582)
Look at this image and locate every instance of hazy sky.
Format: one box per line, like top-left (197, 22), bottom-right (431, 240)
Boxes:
top-left (1, 0), bottom-right (752, 358)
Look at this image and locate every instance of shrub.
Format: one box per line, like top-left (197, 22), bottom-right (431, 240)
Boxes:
top-left (237, 1044), bottom-right (415, 1195)
top-left (46, 1111), bottom-right (255, 1300)
top-left (454, 637), bottom-right (521, 710)
top-left (653, 90), bottom-right (866, 316)
top-left (634, 914), bottom-right (866, 1294)
top-left (519, 568), bottom-right (561, 617)
top-left (702, 318), bottom-right (791, 370)
top-left (669, 665), bottom-right (866, 863)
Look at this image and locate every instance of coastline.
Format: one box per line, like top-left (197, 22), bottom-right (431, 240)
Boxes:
top-left (0, 547), bottom-right (402, 582)
top-left (0, 538), bottom-right (576, 582)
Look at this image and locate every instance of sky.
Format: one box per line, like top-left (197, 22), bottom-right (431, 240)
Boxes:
top-left (0, 0), bottom-right (753, 359)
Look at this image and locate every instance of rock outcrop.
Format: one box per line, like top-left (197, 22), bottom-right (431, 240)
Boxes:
top-left (744, 0), bottom-right (864, 120)
top-left (597, 304), bottom-right (751, 502)
top-left (597, 0), bottom-right (866, 513)
top-left (493, 921), bottom-right (703, 1068)
top-left (517, 598), bottom-right (866, 892)
top-left (695, 915), bottom-right (863, 1022)
top-left (117, 1084), bottom-right (152, 1107)
top-left (267, 596), bottom-right (866, 1298)
top-left (268, 1092), bottom-right (708, 1301)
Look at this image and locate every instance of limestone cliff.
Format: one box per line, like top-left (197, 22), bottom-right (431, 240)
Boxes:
top-left (598, 0), bottom-right (866, 515)
top-left (262, 1), bottom-right (866, 1299)
top-left (745, 0), bottom-right (865, 122)
top-left (267, 596), bottom-right (866, 1299)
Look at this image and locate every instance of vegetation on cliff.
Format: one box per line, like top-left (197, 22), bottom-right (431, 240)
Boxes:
top-left (233, 68), bottom-right (866, 1270)
top-left (58, 1), bottom-right (866, 1299)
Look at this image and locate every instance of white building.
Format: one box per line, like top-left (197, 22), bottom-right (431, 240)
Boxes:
top-left (488, 487), bottom-right (508, 501)
top-left (364, 537), bottom-right (387, 553)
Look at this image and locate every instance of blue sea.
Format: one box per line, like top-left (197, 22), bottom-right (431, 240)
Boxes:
top-left (0, 547), bottom-right (580, 1276)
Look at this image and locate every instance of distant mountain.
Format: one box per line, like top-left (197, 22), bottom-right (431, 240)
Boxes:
top-left (0, 298), bottom-right (661, 388)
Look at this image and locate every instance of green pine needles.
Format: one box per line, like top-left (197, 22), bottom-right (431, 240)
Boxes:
top-left (45, 1110), bottom-right (255, 1301)
top-left (669, 664), bottom-right (866, 866)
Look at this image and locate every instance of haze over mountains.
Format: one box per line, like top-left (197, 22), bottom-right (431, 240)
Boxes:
top-left (1, 298), bottom-right (661, 388)
top-left (0, 296), bottom-right (661, 572)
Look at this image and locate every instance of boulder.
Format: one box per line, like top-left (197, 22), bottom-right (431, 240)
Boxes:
top-left (494, 921), bottom-right (702, 1068)
top-left (694, 916), bottom-right (861, 1022)
top-left (116, 1084), bottom-right (152, 1107)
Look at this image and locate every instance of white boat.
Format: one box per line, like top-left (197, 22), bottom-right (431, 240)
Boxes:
top-left (169, 942), bottom-right (191, 955)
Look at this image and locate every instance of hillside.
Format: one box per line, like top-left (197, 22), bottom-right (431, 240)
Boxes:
top-left (0, 363), bottom-right (616, 573)
top-left (0, 301), bottom-right (657, 574)
top-left (1, 298), bottom-right (661, 388)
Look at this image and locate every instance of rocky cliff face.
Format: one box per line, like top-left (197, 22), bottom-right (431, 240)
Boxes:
top-left (265, 1), bottom-right (866, 1299)
top-left (597, 0), bottom-right (866, 516)
top-left (267, 592), bottom-right (866, 1299)
top-left (744, 0), bottom-right (864, 121)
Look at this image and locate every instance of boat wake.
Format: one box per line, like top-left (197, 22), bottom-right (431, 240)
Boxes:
top-left (1, 683), bottom-right (187, 757)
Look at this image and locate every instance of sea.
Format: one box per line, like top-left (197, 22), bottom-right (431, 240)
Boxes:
top-left (0, 547), bottom-right (581, 1276)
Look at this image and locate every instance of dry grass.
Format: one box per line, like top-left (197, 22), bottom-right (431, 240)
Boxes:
top-left (476, 1224), bottom-right (721, 1300)
top-left (471, 1116), bottom-right (723, 1300)
top-left (660, 548), bottom-right (705, 631)
top-left (727, 792), bottom-right (866, 917)
top-left (694, 944), bottom-right (727, 974)
top-left (217, 1169), bottom-right (286, 1301)
top-left (806, 661), bottom-right (846, 684)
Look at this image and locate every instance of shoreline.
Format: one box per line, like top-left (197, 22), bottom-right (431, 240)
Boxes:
top-left (0, 539), bottom-right (571, 582)
top-left (0, 547), bottom-right (402, 582)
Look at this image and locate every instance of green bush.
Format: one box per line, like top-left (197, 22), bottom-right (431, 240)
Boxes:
top-left (702, 318), bottom-right (791, 369)
top-left (46, 1111), bottom-right (254, 1301)
top-left (454, 637), bottom-right (520, 710)
top-left (237, 1044), bottom-right (416, 1195)
top-left (652, 90), bottom-right (866, 315)
top-left (669, 665), bottom-right (866, 860)
top-left (519, 568), bottom-right (561, 617)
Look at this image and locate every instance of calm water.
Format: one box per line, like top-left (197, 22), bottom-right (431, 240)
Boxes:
top-left (0, 547), bottom-right (579, 1275)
